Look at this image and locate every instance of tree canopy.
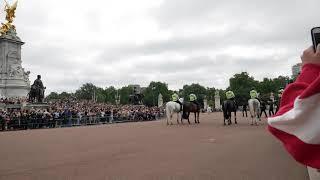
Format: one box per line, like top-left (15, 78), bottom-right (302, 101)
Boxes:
top-left (46, 72), bottom-right (292, 107)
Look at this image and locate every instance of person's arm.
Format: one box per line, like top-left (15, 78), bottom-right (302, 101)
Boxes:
top-left (276, 46), bottom-right (320, 116)
top-left (268, 45), bottom-right (320, 169)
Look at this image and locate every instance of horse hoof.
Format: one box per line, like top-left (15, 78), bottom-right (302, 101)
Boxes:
top-left (250, 124), bottom-right (253, 126)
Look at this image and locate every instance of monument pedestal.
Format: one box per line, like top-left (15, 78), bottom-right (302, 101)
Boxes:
top-left (0, 30), bottom-right (30, 98)
top-left (24, 103), bottom-right (49, 110)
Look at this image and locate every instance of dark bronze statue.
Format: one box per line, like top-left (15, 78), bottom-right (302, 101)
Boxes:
top-left (129, 94), bottom-right (144, 105)
top-left (28, 75), bottom-right (46, 103)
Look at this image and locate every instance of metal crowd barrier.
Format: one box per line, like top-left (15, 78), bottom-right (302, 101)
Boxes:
top-left (0, 113), bottom-right (165, 131)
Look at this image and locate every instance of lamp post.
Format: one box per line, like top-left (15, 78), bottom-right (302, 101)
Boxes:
top-left (152, 86), bottom-right (156, 107)
top-left (115, 89), bottom-right (120, 105)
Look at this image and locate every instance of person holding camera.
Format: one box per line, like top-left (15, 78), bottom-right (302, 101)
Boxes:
top-left (268, 45), bottom-right (320, 169)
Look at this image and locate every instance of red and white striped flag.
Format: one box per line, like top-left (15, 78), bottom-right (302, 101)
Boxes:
top-left (268, 64), bottom-right (320, 169)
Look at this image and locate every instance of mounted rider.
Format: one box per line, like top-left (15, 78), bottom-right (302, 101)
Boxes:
top-left (225, 90), bottom-right (235, 100)
top-left (172, 92), bottom-right (182, 111)
top-left (250, 88), bottom-right (258, 99)
top-left (189, 93), bottom-right (199, 106)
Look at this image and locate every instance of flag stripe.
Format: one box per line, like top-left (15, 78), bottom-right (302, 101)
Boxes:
top-left (268, 126), bottom-right (320, 168)
top-left (268, 64), bottom-right (320, 169)
top-left (268, 93), bottom-right (320, 144)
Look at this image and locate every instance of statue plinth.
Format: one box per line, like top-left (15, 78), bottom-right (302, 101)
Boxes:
top-left (0, 30), bottom-right (30, 98)
top-left (24, 102), bottom-right (49, 110)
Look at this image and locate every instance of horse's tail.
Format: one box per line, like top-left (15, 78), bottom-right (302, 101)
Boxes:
top-left (248, 99), bottom-right (260, 118)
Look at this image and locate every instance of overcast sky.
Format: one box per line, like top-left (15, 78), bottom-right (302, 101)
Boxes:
top-left (7, 0), bottom-right (319, 93)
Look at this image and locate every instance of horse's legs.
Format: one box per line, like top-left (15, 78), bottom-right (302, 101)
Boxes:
top-left (228, 111), bottom-right (231, 125)
top-left (181, 112), bottom-right (184, 124)
top-left (197, 112), bottom-right (200, 124)
top-left (234, 111), bottom-right (237, 124)
top-left (251, 115), bottom-right (254, 125)
top-left (170, 114), bottom-right (174, 125)
top-left (187, 112), bottom-right (191, 124)
top-left (177, 113), bottom-right (180, 124)
top-left (223, 110), bottom-right (226, 125)
top-left (194, 112), bottom-right (197, 124)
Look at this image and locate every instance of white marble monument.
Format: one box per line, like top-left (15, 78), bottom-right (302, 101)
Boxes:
top-left (158, 93), bottom-right (163, 107)
top-left (214, 90), bottom-right (221, 111)
top-left (0, 1), bottom-right (30, 98)
top-left (0, 29), bottom-right (30, 98)
top-left (203, 98), bottom-right (208, 110)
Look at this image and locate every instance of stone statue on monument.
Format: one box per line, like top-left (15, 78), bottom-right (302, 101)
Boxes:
top-left (214, 90), bottom-right (221, 111)
top-left (0, 0), bottom-right (30, 98)
top-left (29, 75), bottom-right (46, 103)
top-left (158, 93), bottom-right (163, 107)
top-left (0, 0), bottom-right (18, 36)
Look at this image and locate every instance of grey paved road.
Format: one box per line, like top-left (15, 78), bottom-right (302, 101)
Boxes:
top-left (0, 112), bottom-right (309, 180)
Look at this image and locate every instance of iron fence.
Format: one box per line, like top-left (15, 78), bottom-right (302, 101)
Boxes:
top-left (0, 113), bottom-right (165, 131)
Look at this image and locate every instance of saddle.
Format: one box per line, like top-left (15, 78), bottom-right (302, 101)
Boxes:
top-left (174, 101), bottom-right (183, 111)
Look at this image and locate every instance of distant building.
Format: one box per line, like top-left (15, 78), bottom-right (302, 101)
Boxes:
top-left (292, 63), bottom-right (302, 78)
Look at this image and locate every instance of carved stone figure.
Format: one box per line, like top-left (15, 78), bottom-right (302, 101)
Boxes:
top-left (29, 75), bottom-right (46, 103)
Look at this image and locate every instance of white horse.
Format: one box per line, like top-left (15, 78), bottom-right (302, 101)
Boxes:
top-left (165, 98), bottom-right (183, 125)
top-left (248, 99), bottom-right (261, 125)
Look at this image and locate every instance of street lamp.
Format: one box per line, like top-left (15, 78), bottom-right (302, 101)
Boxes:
top-left (152, 86), bottom-right (156, 107)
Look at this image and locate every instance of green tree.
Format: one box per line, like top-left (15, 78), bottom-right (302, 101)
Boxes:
top-left (228, 72), bottom-right (259, 105)
top-left (46, 92), bottom-right (59, 100)
top-left (59, 92), bottom-right (73, 100)
top-left (104, 86), bottom-right (117, 104)
top-left (143, 82), bottom-right (170, 106)
top-left (182, 83), bottom-right (207, 106)
top-left (95, 87), bottom-right (105, 103)
top-left (75, 83), bottom-right (97, 100)
top-left (119, 86), bottom-right (134, 105)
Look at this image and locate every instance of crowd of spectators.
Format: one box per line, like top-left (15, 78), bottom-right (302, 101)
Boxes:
top-left (0, 97), bottom-right (28, 105)
top-left (0, 99), bottom-right (165, 131)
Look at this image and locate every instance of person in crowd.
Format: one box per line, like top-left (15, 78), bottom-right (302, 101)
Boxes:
top-left (242, 103), bottom-right (248, 117)
top-left (260, 100), bottom-right (268, 118)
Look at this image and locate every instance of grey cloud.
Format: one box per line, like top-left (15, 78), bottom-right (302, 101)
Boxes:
top-left (12, 0), bottom-right (315, 93)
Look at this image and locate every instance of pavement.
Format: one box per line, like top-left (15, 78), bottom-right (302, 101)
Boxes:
top-left (0, 112), bottom-right (309, 180)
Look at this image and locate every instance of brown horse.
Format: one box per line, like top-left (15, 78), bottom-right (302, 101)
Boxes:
top-left (181, 102), bottom-right (200, 124)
